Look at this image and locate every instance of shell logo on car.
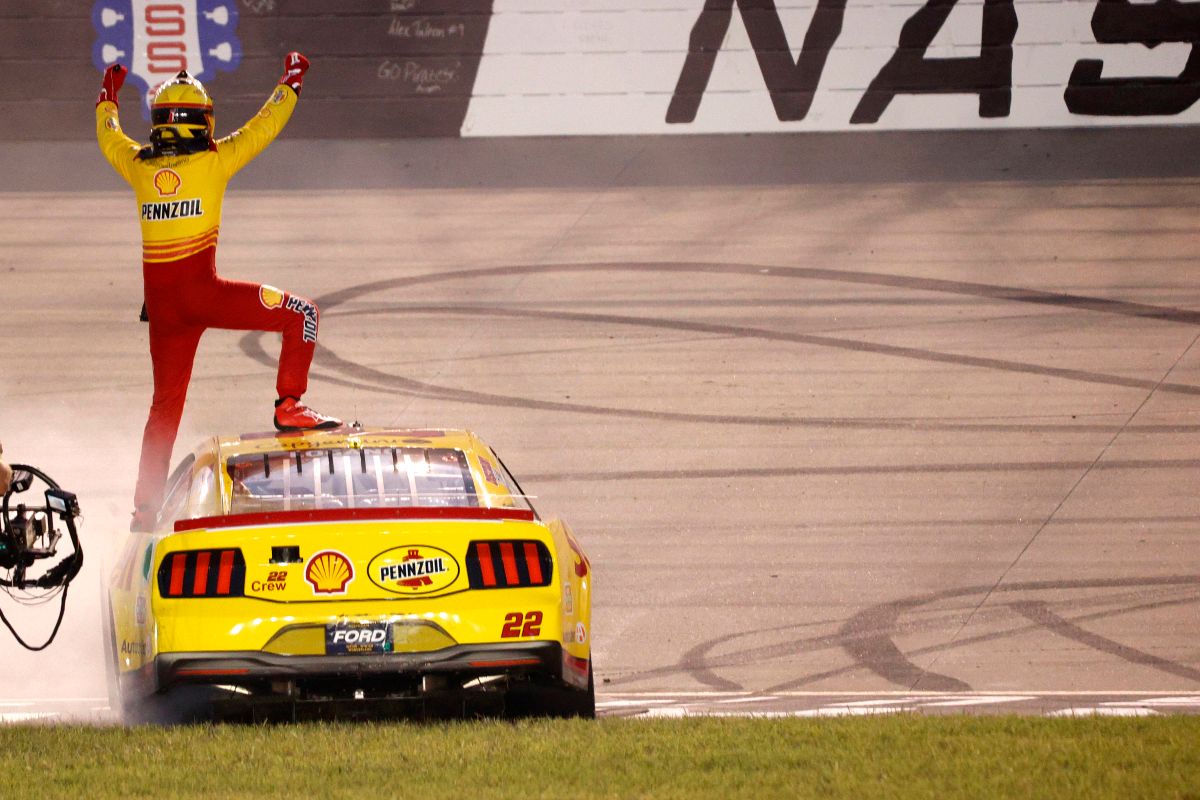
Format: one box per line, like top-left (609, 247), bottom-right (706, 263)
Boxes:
top-left (258, 285), bottom-right (285, 309)
top-left (304, 550), bottom-right (354, 595)
top-left (369, 545), bottom-right (460, 596)
top-left (153, 169), bottom-right (182, 197)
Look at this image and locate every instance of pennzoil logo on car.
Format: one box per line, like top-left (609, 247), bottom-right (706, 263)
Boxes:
top-left (369, 545), bottom-right (459, 596)
top-left (305, 550), bottom-right (354, 595)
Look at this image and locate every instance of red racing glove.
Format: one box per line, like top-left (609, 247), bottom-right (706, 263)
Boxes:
top-left (279, 51), bottom-right (310, 96)
top-left (97, 63), bottom-right (127, 107)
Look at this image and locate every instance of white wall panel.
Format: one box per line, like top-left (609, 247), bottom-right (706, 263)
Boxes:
top-left (464, 0), bottom-right (1200, 136)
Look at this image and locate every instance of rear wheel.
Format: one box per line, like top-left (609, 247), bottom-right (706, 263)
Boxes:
top-left (102, 595), bottom-right (213, 725)
top-left (571, 662), bottom-right (596, 719)
top-left (506, 662), bottom-right (594, 719)
top-left (101, 596), bottom-right (121, 718)
top-left (123, 686), bottom-right (220, 726)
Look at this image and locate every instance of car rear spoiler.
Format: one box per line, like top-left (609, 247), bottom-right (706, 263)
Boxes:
top-left (173, 507), bottom-right (536, 533)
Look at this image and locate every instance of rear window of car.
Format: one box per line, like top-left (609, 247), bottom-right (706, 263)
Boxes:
top-left (226, 447), bottom-right (523, 514)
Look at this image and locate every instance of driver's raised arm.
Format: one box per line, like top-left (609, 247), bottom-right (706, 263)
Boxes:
top-left (95, 64), bottom-right (138, 186)
top-left (216, 52), bottom-right (308, 179)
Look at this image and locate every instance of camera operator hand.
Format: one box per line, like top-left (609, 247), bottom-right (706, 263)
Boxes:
top-left (0, 441), bottom-right (11, 495)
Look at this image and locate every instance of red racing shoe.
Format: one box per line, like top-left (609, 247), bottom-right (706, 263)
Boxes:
top-left (274, 397), bottom-right (342, 432)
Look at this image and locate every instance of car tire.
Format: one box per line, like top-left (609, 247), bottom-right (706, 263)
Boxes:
top-left (569, 661), bottom-right (596, 719)
top-left (506, 661), bottom-right (595, 719)
top-left (101, 594), bottom-right (209, 725)
top-left (101, 594), bottom-right (122, 718)
top-left (123, 686), bottom-right (219, 726)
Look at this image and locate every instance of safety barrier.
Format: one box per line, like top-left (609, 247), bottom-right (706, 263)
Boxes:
top-left (3, 0), bottom-right (1197, 140)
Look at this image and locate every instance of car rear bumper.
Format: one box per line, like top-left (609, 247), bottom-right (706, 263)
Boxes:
top-left (155, 640), bottom-right (564, 692)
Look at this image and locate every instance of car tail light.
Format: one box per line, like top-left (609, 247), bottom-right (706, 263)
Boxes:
top-left (466, 540), bottom-right (552, 589)
top-left (157, 549), bottom-right (246, 598)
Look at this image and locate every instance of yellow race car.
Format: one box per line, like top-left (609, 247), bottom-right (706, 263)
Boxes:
top-left (104, 427), bottom-right (593, 722)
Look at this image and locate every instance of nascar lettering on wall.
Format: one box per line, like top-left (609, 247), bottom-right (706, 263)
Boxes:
top-left (4, 0), bottom-right (1196, 139)
top-left (461, 0), bottom-right (1200, 136)
top-left (91, 0), bottom-right (242, 118)
top-left (667, 0), bottom-right (1199, 124)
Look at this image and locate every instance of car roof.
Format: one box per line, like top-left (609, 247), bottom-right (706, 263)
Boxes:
top-left (213, 427), bottom-right (486, 461)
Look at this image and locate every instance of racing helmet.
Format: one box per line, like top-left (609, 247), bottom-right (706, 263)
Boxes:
top-left (149, 71), bottom-right (214, 155)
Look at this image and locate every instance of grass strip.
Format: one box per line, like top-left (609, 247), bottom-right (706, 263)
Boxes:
top-left (0, 716), bottom-right (1197, 799)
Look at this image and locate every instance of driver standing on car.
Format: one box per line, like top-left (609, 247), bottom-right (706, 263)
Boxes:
top-left (0, 441), bottom-right (11, 494)
top-left (95, 53), bottom-right (341, 532)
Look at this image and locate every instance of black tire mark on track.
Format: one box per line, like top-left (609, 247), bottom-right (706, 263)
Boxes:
top-left (523, 457), bottom-right (1200, 483)
top-left (828, 576), bottom-right (1200, 692)
top-left (312, 262), bottom-right (1200, 327)
top-left (328, 304), bottom-right (1200, 397)
top-left (606, 578), bottom-right (1200, 691)
top-left (239, 262), bottom-right (1200, 431)
top-left (1008, 600), bottom-right (1200, 684)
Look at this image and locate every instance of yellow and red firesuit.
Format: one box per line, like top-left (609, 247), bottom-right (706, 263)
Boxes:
top-left (96, 55), bottom-right (338, 530)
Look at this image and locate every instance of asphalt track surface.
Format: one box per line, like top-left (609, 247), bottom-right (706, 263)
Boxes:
top-left (1, 127), bottom-right (1199, 720)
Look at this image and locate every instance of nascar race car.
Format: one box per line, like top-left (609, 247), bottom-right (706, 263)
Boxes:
top-left (104, 427), bottom-right (593, 722)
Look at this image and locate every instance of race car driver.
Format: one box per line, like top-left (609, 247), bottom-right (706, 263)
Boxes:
top-left (96, 53), bottom-right (341, 531)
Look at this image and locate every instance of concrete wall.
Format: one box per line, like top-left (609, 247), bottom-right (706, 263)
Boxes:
top-left (3, 0), bottom-right (1198, 140)
top-left (465, 0), bottom-right (1200, 135)
top-left (2, 0), bottom-right (492, 140)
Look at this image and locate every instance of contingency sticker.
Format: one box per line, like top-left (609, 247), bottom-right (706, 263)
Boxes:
top-left (326, 621), bottom-right (392, 655)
